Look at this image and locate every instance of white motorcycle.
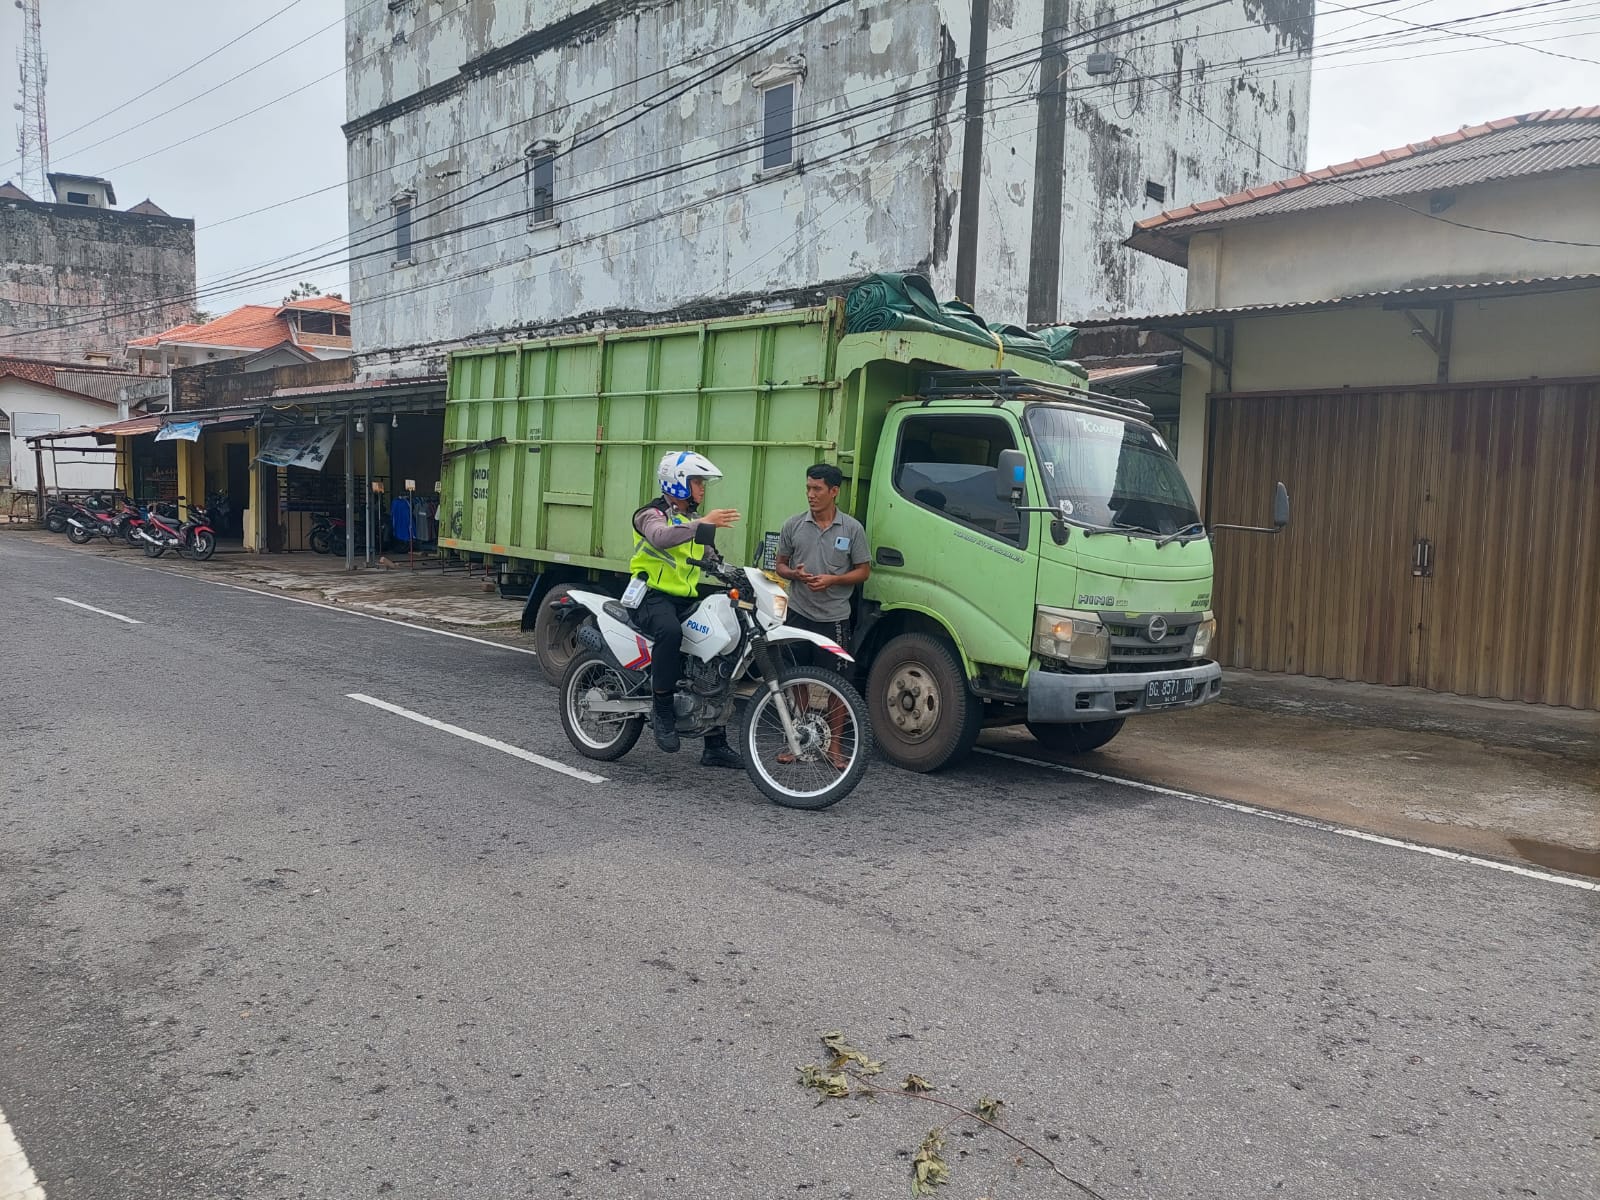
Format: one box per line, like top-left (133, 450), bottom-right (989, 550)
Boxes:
top-left (551, 527), bottom-right (872, 810)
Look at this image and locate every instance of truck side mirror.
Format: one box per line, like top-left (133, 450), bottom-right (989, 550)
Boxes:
top-left (1273, 482), bottom-right (1290, 529)
top-left (996, 449), bottom-right (1027, 504)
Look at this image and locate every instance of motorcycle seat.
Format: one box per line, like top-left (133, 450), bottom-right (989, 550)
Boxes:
top-left (602, 600), bottom-right (642, 632)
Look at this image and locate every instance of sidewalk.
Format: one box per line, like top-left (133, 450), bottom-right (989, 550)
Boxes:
top-left (983, 669), bottom-right (1599, 878)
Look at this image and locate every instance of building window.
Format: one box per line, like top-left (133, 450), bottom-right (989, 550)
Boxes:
top-left (1145, 180), bottom-right (1167, 203)
top-left (66, 191), bottom-right (92, 205)
top-left (393, 198), bottom-right (414, 263)
top-left (526, 148), bottom-right (556, 226)
top-left (761, 82), bottom-right (796, 171)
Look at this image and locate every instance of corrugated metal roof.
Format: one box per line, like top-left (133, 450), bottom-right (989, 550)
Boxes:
top-left (1130, 109), bottom-right (1600, 264)
top-left (1068, 274), bottom-right (1600, 329)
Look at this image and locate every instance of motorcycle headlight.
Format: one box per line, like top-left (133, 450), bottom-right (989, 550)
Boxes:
top-left (1193, 611), bottom-right (1216, 660)
top-left (769, 591), bottom-right (788, 622)
top-left (1032, 607), bottom-right (1109, 668)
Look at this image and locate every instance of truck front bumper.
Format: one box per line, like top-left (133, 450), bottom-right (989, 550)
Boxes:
top-left (1026, 661), bottom-right (1223, 723)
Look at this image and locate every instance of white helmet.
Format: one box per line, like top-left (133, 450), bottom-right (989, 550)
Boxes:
top-left (657, 450), bottom-right (722, 501)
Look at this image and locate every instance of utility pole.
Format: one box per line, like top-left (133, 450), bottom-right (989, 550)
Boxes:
top-left (1027, 0), bottom-right (1072, 326)
top-left (954, 0), bottom-right (990, 303)
top-left (15, 0), bottom-right (50, 201)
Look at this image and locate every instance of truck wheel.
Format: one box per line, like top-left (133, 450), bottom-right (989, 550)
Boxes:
top-left (1025, 718), bottom-right (1125, 755)
top-left (866, 633), bottom-right (984, 773)
top-left (533, 583), bottom-right (589, 687)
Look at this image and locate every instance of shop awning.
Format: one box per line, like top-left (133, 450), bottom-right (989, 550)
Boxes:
top-left (93, 414), bottom-right (166, 439)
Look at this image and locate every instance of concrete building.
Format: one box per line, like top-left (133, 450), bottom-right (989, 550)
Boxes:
top-left (343, 0), bottom-right (1312, 374)
top-left (1073, 107), bottom-right (1600, 709)
top-left (0, 174), bottom-right (196, 365)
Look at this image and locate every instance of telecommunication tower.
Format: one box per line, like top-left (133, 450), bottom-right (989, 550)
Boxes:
top-left (14, 0), bottom-right (50, 200)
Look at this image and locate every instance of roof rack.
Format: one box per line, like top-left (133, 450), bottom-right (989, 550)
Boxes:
top-left (916, 369), bottom-right (1153, 421)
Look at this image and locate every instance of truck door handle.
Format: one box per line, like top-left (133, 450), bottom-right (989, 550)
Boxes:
top-left (876, 546), bottom-right (905, 567)
top-left (1412, 536), bottom-right (1433, 577)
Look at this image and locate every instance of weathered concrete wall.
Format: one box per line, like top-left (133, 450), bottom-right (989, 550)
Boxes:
top-left (345, 0), bottom-right (1310, 371)
top-left (0, 198), bottom-right (197, 364)
top-left (929, 0), bottom-right (1313, 322)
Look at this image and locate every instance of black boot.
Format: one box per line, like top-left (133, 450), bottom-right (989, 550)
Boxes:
top-left (700, 729), bottom-right (741, 769)
top-left (651, 693), bottom-right (680, 753)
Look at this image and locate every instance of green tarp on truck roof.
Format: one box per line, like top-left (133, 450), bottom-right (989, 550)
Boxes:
top-left (843, 273), bottom-right (1080, 370)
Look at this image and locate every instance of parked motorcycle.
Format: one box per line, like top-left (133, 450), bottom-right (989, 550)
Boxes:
top-left (65, 497), bottom-right (143, 547)
top-left (136, 502), bottom-right (217, 561)
top-left (552, 526), bottom-right (872, 810)
top-left (42, 495), bottom-right (77, 534)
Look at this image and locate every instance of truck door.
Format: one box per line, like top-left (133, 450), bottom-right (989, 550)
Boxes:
top-left (866, 410), bottom-right (1039, 672)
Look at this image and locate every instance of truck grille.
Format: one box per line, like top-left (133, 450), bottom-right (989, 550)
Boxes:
top-left (1103, 615), bottom-right (1200, 668)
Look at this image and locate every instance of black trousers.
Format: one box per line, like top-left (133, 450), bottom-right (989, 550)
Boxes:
top-left (784, 612), bottom-right (852, 673)
top-left (635, 589), bottom-right (692, 694)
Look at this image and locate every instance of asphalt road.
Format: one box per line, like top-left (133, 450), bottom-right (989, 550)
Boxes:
top-left (1, 535), bottom-right (1595, 1200)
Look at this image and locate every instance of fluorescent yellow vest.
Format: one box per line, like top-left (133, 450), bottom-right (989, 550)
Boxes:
top-left (629, 503), bottom-right (701, 597)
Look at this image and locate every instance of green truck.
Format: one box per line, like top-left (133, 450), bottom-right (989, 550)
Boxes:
top-left (440, 289), bottom-right (1280, 772)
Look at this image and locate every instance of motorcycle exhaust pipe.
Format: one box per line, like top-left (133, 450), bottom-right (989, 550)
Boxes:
top-left (67, 518), bottom-right (87, 530)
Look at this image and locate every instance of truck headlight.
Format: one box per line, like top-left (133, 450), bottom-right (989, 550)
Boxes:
top-left (1032, 607), bottom-right (1109, 668)
top-left (1193, 611), bottom-right (1216, 659)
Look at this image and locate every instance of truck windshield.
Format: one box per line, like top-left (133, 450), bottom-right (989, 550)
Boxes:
top-left (1024, 405), bottom-right (1200, 536)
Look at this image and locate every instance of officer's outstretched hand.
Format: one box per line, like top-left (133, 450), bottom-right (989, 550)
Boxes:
top-left (702, 508), bottom-right (741, 528)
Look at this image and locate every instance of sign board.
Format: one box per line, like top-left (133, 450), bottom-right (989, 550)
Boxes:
top-left (257, 424), bottom-right (341, 470)
top-left (11, 411), bottom-right (61, 440)
top-left (155, 421), bottom-right (203, 443)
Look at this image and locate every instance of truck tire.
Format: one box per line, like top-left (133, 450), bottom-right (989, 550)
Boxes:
top-left (533, 583), bottom-right (590, 686)
top-left (1025, 717), bottom-right (1125, 755)
top-left (866, 633), bottom-right (984, 773)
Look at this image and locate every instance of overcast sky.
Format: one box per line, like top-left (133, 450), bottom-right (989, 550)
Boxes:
top-left (7, 0), bottom-right (1596, 318)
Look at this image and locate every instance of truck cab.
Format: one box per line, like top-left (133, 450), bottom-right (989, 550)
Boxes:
top-left (856, 370), bottom-right (1222, 771)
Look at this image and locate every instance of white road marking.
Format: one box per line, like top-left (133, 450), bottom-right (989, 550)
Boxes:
top-left (0, 1103), bottom-right (46, 1200)
top-left (976, 747), bottom-right (1600, 893)
top-left (348, 693), bottom-right (606, 784)
top-left (42, 545), bottom-right (537, 657)
top-left (54, 597), bottom-right (140, 625)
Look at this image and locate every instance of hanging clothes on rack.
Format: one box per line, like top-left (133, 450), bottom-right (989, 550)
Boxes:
top-left (390, 494), bottom-right (413, 544)
top-left (412, 498), bottom-right (433, 543)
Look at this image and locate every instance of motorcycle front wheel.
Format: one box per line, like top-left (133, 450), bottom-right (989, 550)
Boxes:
top-left (738, 666), bottom-right (872, 810)
top-left (559, 650), bottom-right (644, 761)
top-left (189, 530), bottom-right (217, 561)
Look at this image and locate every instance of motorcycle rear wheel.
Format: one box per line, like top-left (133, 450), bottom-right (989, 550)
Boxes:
top-left (738, 666), bottom-right (872, 810)
top-left (45, 511), bottom-right (68, 533)
top-left (559, 650), bottom-right (645, 761)
top-left (308, 529), bottom-right (331, 554)
top-left (144, 540), bottom-right (166, 558)
top-left (67, 524), bottom-right (92, 545)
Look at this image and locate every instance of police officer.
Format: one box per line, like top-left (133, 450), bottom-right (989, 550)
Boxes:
top-left (630, 451), bottom-right (742, 766)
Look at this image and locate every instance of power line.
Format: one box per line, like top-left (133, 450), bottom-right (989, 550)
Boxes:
top-left (91, 0), bottom-right (472, 178)
top-left (2, 0), bottom-right (317, 173)
top-left (1322, 0), bottom-right (1600, 64)
top-left (1148, 72), bottom-right (1600, 247)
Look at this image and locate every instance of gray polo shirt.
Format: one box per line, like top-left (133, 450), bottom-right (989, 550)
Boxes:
top-left (777, 509), bottom-right (870, 622)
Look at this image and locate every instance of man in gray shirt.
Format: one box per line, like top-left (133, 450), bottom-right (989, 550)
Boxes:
top-left (774, 462), bottom-right (871, 664)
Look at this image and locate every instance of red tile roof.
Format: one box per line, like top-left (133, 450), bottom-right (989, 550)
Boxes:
top-left (275, 295), bottom-right (350, 315)
top-left (130, 299), bottom-right (352, 354)
top-left (1130, 107), bottom-right (1600, 264)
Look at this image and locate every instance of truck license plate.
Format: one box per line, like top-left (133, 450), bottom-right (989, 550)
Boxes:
top-left (1144, 678), bottom-right (1195, 708)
